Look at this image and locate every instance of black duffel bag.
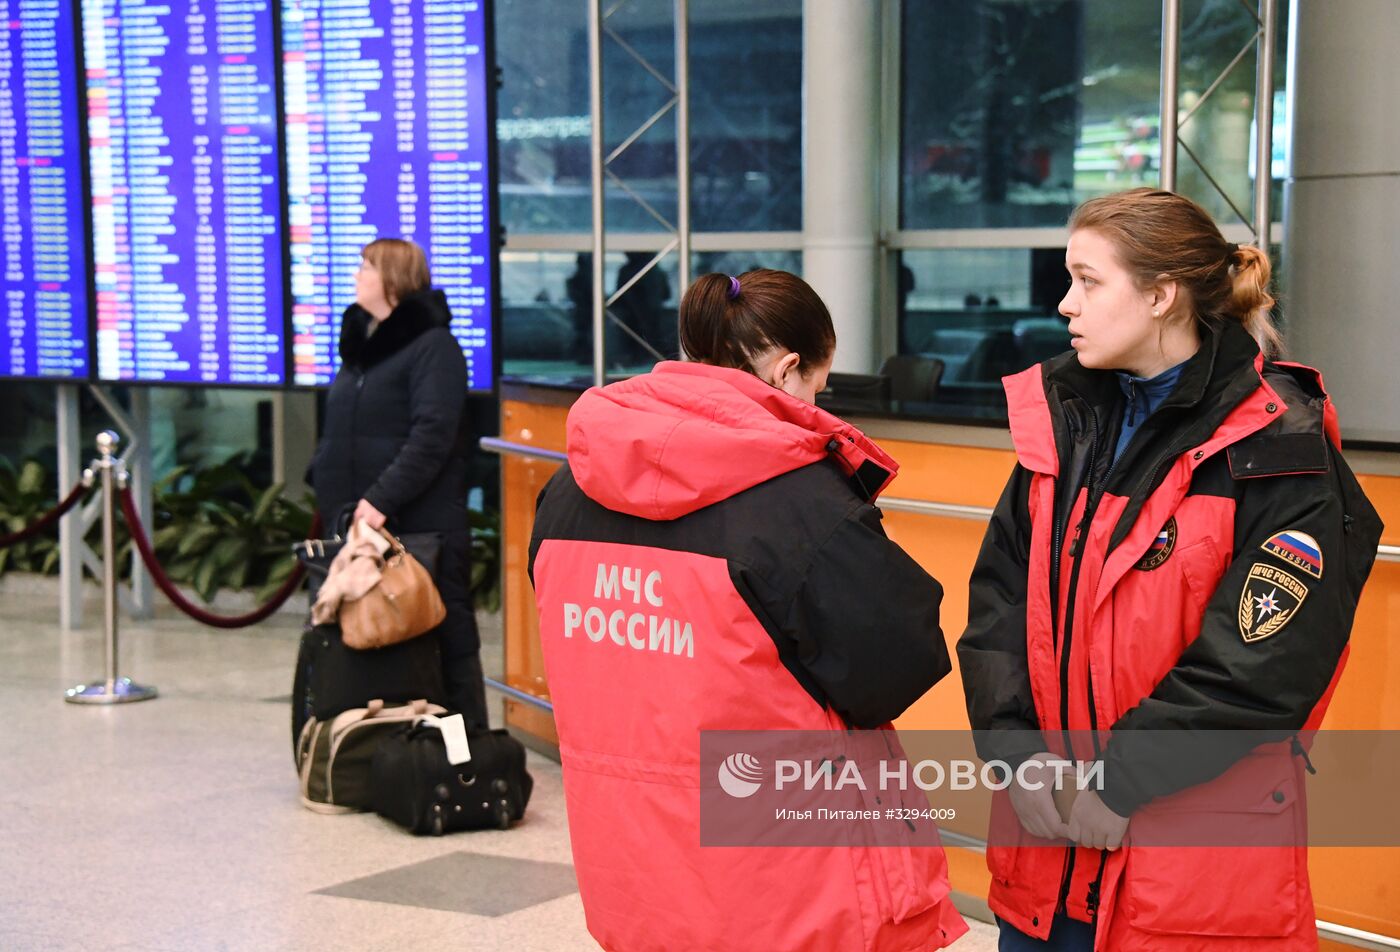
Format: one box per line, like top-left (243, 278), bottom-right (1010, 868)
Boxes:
top-left (371, 719), bottom-right (533, 835)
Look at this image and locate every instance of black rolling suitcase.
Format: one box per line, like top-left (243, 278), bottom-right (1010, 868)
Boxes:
top-left (290, 521), bottom-right (448, 753)
top-left (371, 718), bottom-right (533, 835)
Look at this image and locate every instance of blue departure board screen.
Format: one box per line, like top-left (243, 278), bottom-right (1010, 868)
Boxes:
top-left (1, 1), bottom-right (90, 379)
top-left (82, 0), bottom-right (287, 384)
top-left (282, 0), bottom-right (497, 390)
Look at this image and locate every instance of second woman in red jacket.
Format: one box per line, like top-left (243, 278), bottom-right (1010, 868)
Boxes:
top-left (959, 188), bottom-right (1382, 950)
top-left (530, 269), bottom-right (966, 951)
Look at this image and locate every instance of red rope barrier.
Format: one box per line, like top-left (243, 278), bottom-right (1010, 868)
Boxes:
top-left (0, 482), bottom-right (90, 549)
top-left (119, 486), bottom-right (320, 629)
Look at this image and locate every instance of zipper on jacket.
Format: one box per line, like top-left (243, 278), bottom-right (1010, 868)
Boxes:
top-left (1291, 734), bottom-right (1318, 774)
top-left (1053, 405), bottom-right (1117, 915)
top-left (1051, 407), bottom-right (1095, 915)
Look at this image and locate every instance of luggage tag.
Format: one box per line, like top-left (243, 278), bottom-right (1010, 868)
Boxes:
top-left (417, 713), bottom-right (472, 765)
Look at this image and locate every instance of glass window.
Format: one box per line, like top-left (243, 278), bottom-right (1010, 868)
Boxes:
top-left (889, 248), bottom-right (1070, 420)
top-left (1172, 0), bottom-right (1291, 224)
top-left (501, 250), bottom-right (681, 381)
top-left (495, 0), bottom-right (803, 235)
top-left (899, 0), bottom-right (1289, 230)
top-left (501, 248), bottom-right (802, 383)
top-left (495, 0), bottom-right (592, 233)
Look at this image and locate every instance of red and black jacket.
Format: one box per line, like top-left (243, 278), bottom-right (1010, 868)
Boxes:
top-left (958, 321), bottom-right (1383, 948)
top-left (528, 361), bottom-right (966, 951)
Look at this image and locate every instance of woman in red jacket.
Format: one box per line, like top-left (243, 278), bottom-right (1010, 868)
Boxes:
top-left (959, 188), bottom-right (1383, 950)
top-left (530, 269), bottom-right (967, 951)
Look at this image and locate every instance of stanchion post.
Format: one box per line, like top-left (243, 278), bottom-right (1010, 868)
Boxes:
top-left (65, 432), bottom-right (158, 705)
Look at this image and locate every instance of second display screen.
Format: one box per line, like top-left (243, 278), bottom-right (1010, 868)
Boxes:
top-left (84, 0), bottom-right (287, 385)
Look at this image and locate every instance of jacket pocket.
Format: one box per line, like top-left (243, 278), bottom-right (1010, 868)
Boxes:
top-left (1122, 757), bottom-right (1302, 937)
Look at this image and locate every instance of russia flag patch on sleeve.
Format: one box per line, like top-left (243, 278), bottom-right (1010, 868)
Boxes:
top-left (1260, 529), bottom-right (1323, 579)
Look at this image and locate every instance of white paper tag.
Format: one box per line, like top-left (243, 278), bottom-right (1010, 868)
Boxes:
top-left (421, 713), bottom-right (472, 765)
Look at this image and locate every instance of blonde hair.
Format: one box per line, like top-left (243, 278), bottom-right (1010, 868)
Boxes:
top-left (1068, 188), bottom-right (1283, 357)
top-left (362, 238), bottom-right (431, 309)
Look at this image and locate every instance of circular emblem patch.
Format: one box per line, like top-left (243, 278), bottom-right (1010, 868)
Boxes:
top-left (1136, 517), bottom-right (1177, 571)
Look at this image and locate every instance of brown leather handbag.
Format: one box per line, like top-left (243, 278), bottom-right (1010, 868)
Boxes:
top-left (339, 529), bottom-right (447, 650)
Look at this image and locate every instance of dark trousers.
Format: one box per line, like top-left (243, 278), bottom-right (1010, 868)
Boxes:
top-left (998, 915), bottom-right (1095, 951)
top-left (436, 528), bottom-right (490, 731)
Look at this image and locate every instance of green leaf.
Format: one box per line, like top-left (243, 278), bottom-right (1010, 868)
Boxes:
top-left (176, 524), bottom-right (221, 557)
top-left (226, 558), bottom-right (249, 592)
top-left (209, 535), bottom-right (251, 570)
top-left (194, 549), bottom-right (221, 603)
top-left (251, 482), bottom-right (284, 525)
top-left (0, 548), bottom-right (10, 575)
top-left (166, 555), bottom-right (200, 584)
top-left (152, 524), bottom-right (186, 553)
top-left (17, 460), bottom-right (47, 496)
top-left (40, 546), bottom-right (60, 575)
top-left (263, 554), bottom-right (297, 585)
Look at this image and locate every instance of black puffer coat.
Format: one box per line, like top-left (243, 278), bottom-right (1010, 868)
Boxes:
top-left (312, 289), bottom-right (469, 533)
top-left (309, 288), bottom-right (487, 728)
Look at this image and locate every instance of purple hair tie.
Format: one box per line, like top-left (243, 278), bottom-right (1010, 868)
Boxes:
top-left (727, 275), bottom-right (741, 300)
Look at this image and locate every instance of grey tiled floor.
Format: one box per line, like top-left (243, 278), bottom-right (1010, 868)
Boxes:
top-left (0, 579), bottom-right (997, 951)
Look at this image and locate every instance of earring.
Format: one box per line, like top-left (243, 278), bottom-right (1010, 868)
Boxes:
top-left (1152, 308), bottom-right (1160, 317)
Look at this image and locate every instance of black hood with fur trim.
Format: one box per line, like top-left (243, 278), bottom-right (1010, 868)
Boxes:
top-left (310, 286), bottom-right (469, 534)
top-left (338, 288), bottom-right (454, 369)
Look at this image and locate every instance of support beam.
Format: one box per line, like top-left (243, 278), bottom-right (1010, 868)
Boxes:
top-left (803, 0), bottom-right (880, 373)
top-left (1160, 0), bottom-right (1182, 191)
top-left (57, 385), bottom-right (84, 630)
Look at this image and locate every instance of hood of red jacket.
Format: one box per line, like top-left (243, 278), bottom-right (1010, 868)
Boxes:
top-left (566, 362), bottom-right (900, 520)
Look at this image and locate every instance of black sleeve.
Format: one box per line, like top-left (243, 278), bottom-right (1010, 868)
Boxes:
top-left (362, 333), bottom-right (467, 518)
top-left (957, 464), bottom-right (1047, 768)
top-left (1099, 445), bottom-right (1384, 815)
top-left (780, 501), bottom-right (951, 728)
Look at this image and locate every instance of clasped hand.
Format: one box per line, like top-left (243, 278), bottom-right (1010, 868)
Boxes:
top-left (1008, 752), bottom-right (1128, 851)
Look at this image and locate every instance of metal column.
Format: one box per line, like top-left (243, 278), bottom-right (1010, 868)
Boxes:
top-left (803, 0), bottom-right (881, 373)
top-left (1158, 0), bottom-right (1278, 247)
top-left (56, 385), bottom-right (86, 630)
top-left (1252, 0), bottom-right (1278, 249)
top-left (588, 0), bottom-right (607, 387)
top-left (674, 0), bottom-right (691, 296)
top-left (586, 0), bottom-right (692, 386)
top-left (1159, 0), bottom-right (1181, 191)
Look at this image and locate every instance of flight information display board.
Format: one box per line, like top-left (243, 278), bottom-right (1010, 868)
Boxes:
top-left (1, 1), bottom-right (90, 379)
top-left (83, 0), bottom-right (287, 384)
top-left (283, 0), bottom-right (497, 389)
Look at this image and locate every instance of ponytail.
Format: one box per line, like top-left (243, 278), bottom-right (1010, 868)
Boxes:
top-left (678, 269), bottom-right (835, 375)
top-left (1229, 244), bottom-right (1284, 358)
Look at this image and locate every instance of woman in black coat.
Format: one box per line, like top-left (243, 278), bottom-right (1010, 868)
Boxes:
top-left (308, 238), bottom-right (488, 729)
